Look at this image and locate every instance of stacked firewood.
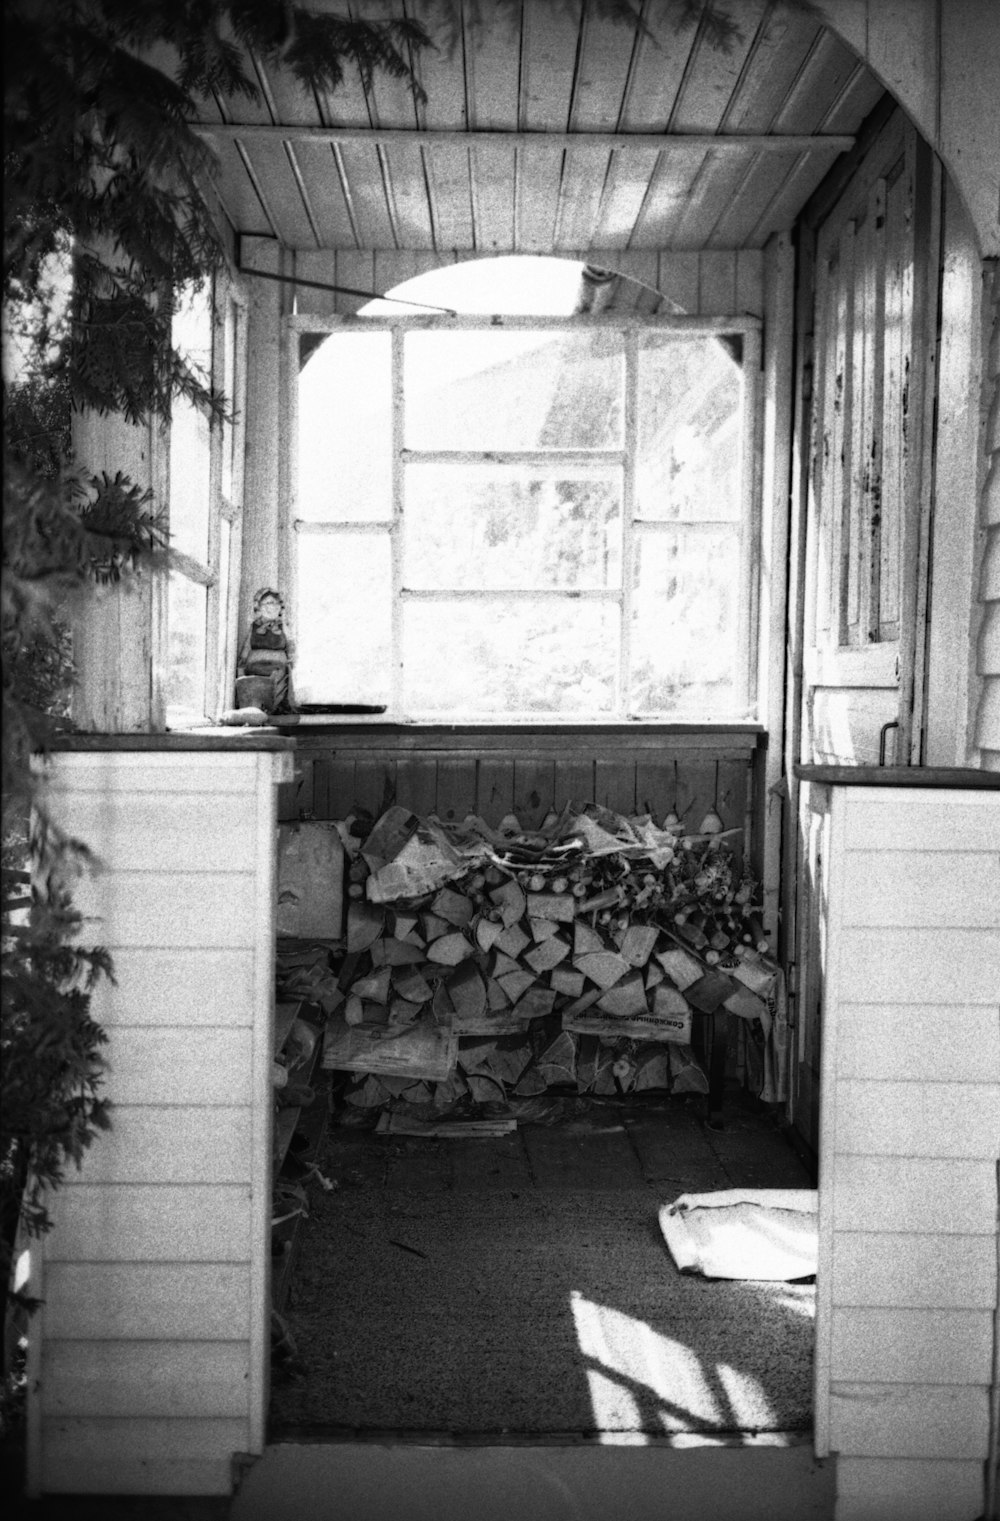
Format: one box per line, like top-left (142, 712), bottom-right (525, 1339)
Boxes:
top-left (321, 802), bottom-right (777, 1109)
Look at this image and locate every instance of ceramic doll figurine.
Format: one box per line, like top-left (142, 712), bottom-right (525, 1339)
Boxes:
top-left (236, 586), bottom-right (296, 713)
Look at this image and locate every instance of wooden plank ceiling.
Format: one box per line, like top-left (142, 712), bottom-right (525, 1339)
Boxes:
top-left (192, 0), bottom-right (884, 258)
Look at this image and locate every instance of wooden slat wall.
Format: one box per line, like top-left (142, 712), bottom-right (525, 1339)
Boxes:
top-left (26, 751), bottom-right (280, 1497)
top-left (289, 725), bottom-right (763, 874)
top-left (812, 785), bottom-right (1000, 1521)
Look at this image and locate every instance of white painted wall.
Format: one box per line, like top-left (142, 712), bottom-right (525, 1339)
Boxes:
top-left (811, 783), bottom-right (1000, 1521)
top-left (25, 744), bottom-right (291, 1496)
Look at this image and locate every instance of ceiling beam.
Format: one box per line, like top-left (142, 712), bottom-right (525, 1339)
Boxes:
top-left (192, 124), bottom-right (854, 154)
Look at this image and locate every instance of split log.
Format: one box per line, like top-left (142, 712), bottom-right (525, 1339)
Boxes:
top-left (575, 950), bottom-right (630, 989)
top-left (372, 937), bottom-right (425, 967)
top-left (475, 916), bottom-right (504, 953)
top-left (421, 912), bottom-right (451, 942)
top-left (447, 962), bottom-right (487, 1023)
top-left (595, 970), bottom-right (648, 1017)
top-left (495, 922), bottom-right (531, 959)
top-left (490, 879), bottom-right (526, 926)
top-left (392, 911), bottom-right (420, 942)
top-left (684, 970), bottom-right (737, 1014)
top-left (491, 950), bottom-right (523, 979)
top-left (528, 917), bottom-right (561, 943)
top-left (511, 986), bottom-right (557, 1021)
top-left (723, 984), bottom-right (768, 1022)
top-left (351, 966), bottom-right (392, 1005)
top-left (654, 945), bottom-right (704, 991)
top-left (497, 968), bottom-right (536, 1004)
top-left (347, 902), bottom-right (385, 954)
top-left (573, 922), bottom-right (606, 958)
top-left (426, 932), bottom-right (475, 966)
top-left (645, 961), bottom-right (665, 989)
top-left (433, 887), bottom-right (475, 927)
top-left (526, 892), bottom-right (575, 923)
top-left (486, 977), bottom-right (510, 1010)
top-left (392, 965), bottom-right (433, 1005)
top-left (619, 924), bottom-right (659, 968)
top-left (550, 968), bottom-right (585, 998)
top-left (524, 937), bottom-right (571, 975)
top-left (388, 997), bottom-right (423, 1026)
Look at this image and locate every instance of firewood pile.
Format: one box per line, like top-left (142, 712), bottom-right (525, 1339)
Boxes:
top-left (317, 801), bottom-right (779, 1114)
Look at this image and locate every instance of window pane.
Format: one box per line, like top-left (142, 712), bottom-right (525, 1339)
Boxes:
top-left (637, 335), bottom-right (742, 522)
top-left (217, 516), bottom-right (232, 694)
top-left (165, 572), bottom-right (207, 724)
top-left (169, 284), bottom-right (213, 562)
top-left (298, 333), bottom-right (392, 522)
top-left (221, 297), bottom-right (236, 502)
top-left (294, 532), bottom-right (392, 704)
top-left (404, 330), bottom-right (624, 451)
top-left (630, 528), bottom-right (740, 715)
top-left (404, 466), bottom-right (622, 590)
top-left (404, 598), bottom-right (618, 716)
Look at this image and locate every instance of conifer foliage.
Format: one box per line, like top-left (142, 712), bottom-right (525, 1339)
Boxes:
top-left (1, 0), bottom-right (431, 1407)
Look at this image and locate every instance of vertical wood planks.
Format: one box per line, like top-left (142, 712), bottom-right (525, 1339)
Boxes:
top-left (513, 758), bottom-right (557, 827)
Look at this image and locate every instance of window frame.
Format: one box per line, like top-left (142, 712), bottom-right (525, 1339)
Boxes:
top-left (164, 270), bottom-right (248, 726)
top-left (285, 312), bottom-right (762, 724)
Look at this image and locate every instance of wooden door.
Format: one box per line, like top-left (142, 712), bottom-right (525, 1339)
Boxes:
top-left (803, 111), bottom-right (940, 768)
top-left (789, 110), bottom-right (942, 1148)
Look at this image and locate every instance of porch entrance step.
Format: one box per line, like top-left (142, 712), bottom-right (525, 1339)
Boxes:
top-left (232, 1437), bottom-right (835, 1521)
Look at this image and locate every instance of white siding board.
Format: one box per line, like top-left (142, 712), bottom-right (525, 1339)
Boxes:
top-left (62, 1106), bottom-right (253, 1184)
top-left (43, 1341), bottom-right (251, 1418)
top-left (88, 948), bottom-right (255, 1028)
top-left (833, 1080), bottom-right (1000, 1157)
top-left (44, 1185), bottom-right (252, 1262)
top-left (831, 1155), bottom-right (998, 1235)
top-left (831, 1231), bottom-right (998, 1309)
top-left (834, 1005), bottom-right (1000, 1081)
top-left (841, 792), bottom-right (1000, 850)
top-left (839, 850), bottom-right (1000, 927)
top-left (835, 1457), bottom-right (986, 1521)
top-left (828, 1383), bottom-right (991, 1460)
top-left (38, 752), bottom-right (258, 792)
top-left (829, 1307), bottom-right (994, 1384)
top-left (43, 1264), bottom-right (251, 1340)
top-left (100, 1028), bottom-right (253, 1105)
top-left (835, 928), bottom-right (1000, 1002)
top-left (41, 792), bottom-right (259, 873)
top-left (41, 1420), bottom-right (242, 1495)
top-left (71, 871), bottom-right (258, 949)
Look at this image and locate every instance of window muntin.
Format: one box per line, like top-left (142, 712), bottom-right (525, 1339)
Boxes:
top-left (292, 317), bottom-right (757, 721)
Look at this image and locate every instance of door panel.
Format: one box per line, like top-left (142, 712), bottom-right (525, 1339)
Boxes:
top-left (802, 111), bottom-right (938, 768)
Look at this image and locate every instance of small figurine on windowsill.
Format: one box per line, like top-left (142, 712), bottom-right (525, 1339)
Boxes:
top-left (235, 586), bottom-right (296, 715)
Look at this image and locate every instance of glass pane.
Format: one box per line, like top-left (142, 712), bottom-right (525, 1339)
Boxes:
top-left (298, 333), bottom-right (392, 522)
top-left (217, 516), bottom-right (232, 693)
top-left (169, 284), bottom-right (213, 562)
top-left (404, 330), bottom-right (624, 451)
top-left (221, 297), bottom-right (236, 502)
top-left (404, 466), bottom-right (622, 590)
top-left (637, 335), bottom-right (743, 522)
top-left (404, 597), bottom-right (618, 716)
top-left (294, 532), bottom-right (392, 704)
top-left (630, 527), bottom-right (741, 715)
top-left (165, 572), bottom-right (207, 723)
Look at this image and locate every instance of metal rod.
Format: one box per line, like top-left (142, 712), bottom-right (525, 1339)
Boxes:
top-left (198, 123), bottom-right (855, 154)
